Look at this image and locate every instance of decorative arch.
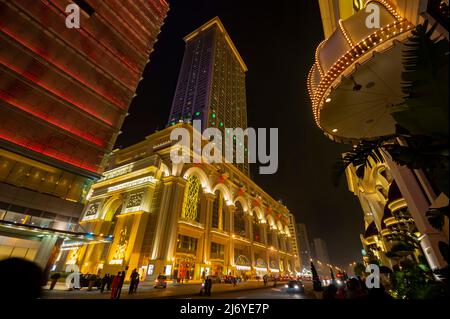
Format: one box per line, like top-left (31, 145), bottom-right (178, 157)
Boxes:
top-left (266, 215), bottom-right (275, 228)
top-left (211, 183), bottom-right (232, 203)
top-left (183, 166), bottom-right (211, 191)
top-left (233, 196), bottom-right (249, 212)
top-left (102, 197), bottom-right (123, 221)
top-left (253, 207), bottom-right (265, 223)
top-left (276, 220), bottom-right (284, 232)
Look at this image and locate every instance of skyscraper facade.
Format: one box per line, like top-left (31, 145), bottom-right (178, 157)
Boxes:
top-left (296, 223), bottom-right (312, 271)
top-left (0, 0), bottom-right (168, 272)
top-left (313, 238), bottom-right (330, 265)
top-left (168, 17), bottom-right (249, 175)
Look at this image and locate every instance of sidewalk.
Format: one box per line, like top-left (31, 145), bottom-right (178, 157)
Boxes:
top-left (42, 280), bottom-right (272, 299)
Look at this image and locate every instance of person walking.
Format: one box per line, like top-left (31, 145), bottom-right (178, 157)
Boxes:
top-left (106, 274), bottom-right (113, 291)
top-left (100, 274), bottom-right (109, 293)
top-left (116, 271), bottom-right (125, 299)
top-left (128, 269), bottom-right (139, 295)
top-left (110, 272), bottom-right (121, 299)
top-left (133, 274), bottom-right (140, 294)
top-left (87, 274), bottom-right (97, 291)
top-left (205, 276), bottom-right (212, 296)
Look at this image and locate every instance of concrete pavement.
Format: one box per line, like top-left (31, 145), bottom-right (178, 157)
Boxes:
top-left (42, 279), bottom-right (286, 299)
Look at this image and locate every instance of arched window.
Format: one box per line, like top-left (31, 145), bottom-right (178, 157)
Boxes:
top-left (211, 190), bottom-right (224, 229)
top-left (182, 175), bottom-right (201, 222)
top-left (234, 202), bottom-right (246, 237)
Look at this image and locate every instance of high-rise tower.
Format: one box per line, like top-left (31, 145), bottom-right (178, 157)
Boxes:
top-left (168, 17), bottom-right (249, 175)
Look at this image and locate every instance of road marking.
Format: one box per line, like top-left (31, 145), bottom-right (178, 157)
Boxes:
top-left (271, 288), bottom-right (281, 292)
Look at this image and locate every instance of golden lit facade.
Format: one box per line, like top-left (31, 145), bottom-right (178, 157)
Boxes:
top-left (311, 0), bottom-right (449, 273)
top-left (70, 124), bottom-right (300, 281)
top-left (346, 152), bottom-right (424, 267)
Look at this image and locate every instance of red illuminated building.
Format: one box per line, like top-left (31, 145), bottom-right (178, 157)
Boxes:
top-left (0, 0), bottom-right (168, 272)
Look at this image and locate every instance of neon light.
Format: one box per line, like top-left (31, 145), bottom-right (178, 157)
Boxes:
top-left (0, 55), bottom-right (114, 126)
top-left (0, 132), bottom-right (98, 173)
top-left (0, 26), bottom-right (129, 114)
top-left (0, 89), bottom-right (105, 147)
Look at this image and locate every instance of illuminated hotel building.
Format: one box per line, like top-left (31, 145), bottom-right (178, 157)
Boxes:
top-left (0, 0), bottom-right (168, 274)
top-left (309, 0), bottom-right (448, 273)
top-left (168, 17), bottom-right (250, 176)
top-left (72, 123), bottom-right (300, 281)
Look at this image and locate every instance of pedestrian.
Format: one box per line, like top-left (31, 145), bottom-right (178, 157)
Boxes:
top-left (100, 274), bottom-right (109, 293)
top-left (107, 274), bottom-right (113, 291)
top-left (128, 269), bottom-right (139, 295)
top-left (110, 272), bottom-right (121, 299)
top-left (205, 276), bottom-right (212, 296)
top-left (87, 273), bottom-right (96, 291)
top-left (263, 274), bottom-right (268, 286)
top-left (232, 276), bottom-right (237, 287)
top-left (134, 273), bottom-right (140, 294)
top-left (116, 271), bottom-right (125, 299)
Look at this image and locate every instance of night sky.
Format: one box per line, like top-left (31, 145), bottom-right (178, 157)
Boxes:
top-left (116, 0), bottom-right (364, 268)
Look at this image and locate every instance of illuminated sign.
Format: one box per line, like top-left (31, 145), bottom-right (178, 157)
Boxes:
top-left (235, 265), bottom-right (251, 271)
top-left (165, 265), bottom-right (172, 276)
top-left (107, 176), bottom-right (157, 192)
top-left (109, 259), bottom-right (123, 265)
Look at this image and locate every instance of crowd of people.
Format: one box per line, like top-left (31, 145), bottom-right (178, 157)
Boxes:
top-left (48, 268), bottom-right (142, 299)
top-left (322, 277), bottom-right (392, 300)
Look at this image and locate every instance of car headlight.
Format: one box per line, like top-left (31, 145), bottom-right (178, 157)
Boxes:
top-left (284, 284), bottom-right (288, 288)
top-left (294, 285), bottom-right (299, 289)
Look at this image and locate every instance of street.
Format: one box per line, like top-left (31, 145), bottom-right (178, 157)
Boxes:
top-left (183, 285), bottom-right (317, 299)
top-left (42, 281), bottom-right (318, 299)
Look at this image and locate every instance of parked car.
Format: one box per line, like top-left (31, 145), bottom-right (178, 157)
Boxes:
top-left (154, 275), bottom-right (167, 288)
top-left (284, 280), bottom-right (305, 293)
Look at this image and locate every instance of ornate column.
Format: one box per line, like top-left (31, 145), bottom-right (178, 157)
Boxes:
top-left (247, 214), bottom-right (255, 273)
top-left (202, 192), bottom-right (215, 264)
top-left (227, 204), bottom-right (236, 275)
top-left (149, 176), bottom-right (185, 278)
top-left (262, 223), bottom-right (268, 246)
